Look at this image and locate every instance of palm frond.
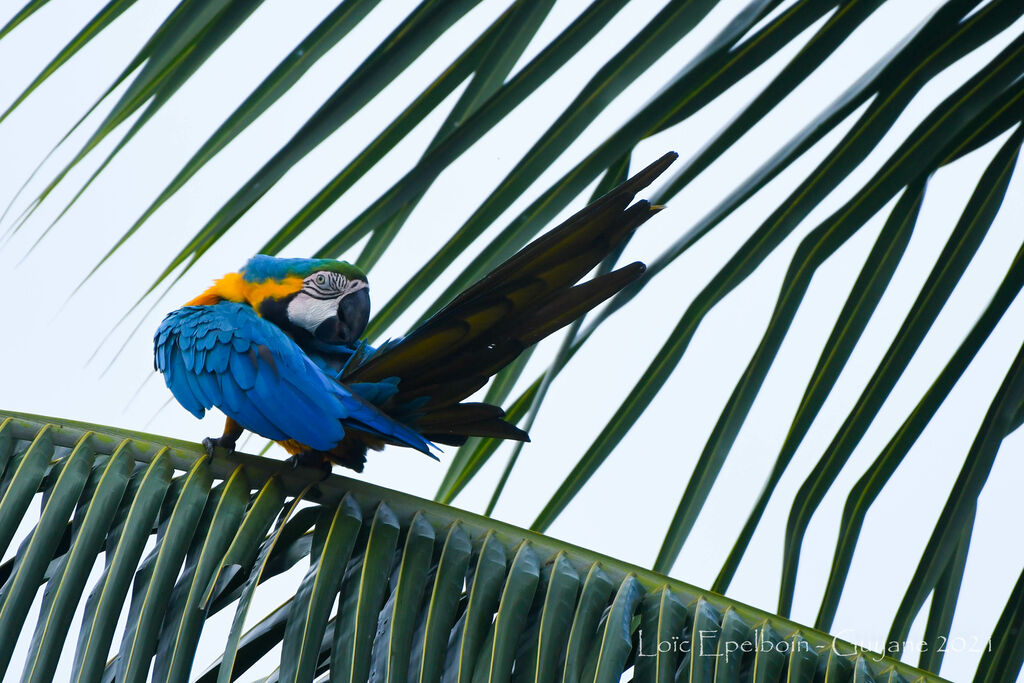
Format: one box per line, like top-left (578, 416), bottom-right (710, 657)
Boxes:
top-left (0, 410), bottom-right (947, 682)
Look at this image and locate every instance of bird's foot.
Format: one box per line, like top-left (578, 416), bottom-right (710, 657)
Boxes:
top-left (288, 452), bottom-right (333, 482)
top-left (202, 435), bottom-right (237, 460)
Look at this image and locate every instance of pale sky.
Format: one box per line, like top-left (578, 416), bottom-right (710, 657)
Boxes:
top-left (1, 1), bottom-right (1022, 680)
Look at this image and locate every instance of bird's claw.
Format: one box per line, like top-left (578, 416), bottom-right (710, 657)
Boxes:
top-left (202, 436), bottom-right (236, 459)
top-left (287, 452), bottom-right (332, 482)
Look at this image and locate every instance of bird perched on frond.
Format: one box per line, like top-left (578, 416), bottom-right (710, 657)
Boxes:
top-left (154, 152), bottom-right (676, 472)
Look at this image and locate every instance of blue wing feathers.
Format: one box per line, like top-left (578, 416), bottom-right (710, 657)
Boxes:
top-left (164, 348), bottom-right (205, 419)
top-left (219, 375), bottom-right (288, 441)
top-left (227, 348), bottom-right (257, 390)
top-left (180, 342), bottom-right (196, 372)
top-left (155, 302), bottom-right (433, 455)
top-left (349, 379), bottom-right (400, 405)
top-left (206, 343), bottom-right (231, 374)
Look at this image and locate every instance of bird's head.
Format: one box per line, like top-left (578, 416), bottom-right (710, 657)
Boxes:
top-left (189, 255), bottom-right (371, 345)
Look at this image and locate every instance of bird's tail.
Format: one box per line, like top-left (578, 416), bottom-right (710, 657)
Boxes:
top-left (343, 151), bottom-right (678, 446)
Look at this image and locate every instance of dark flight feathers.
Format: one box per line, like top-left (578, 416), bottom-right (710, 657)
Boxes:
top-left (344, 152), bottom-right (678, 446)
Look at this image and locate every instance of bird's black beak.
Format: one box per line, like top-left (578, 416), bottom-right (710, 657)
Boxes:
top-left (315, 287), bottom-right (370, 345)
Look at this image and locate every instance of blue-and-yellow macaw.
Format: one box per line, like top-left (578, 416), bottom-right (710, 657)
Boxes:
top-left (154, 152), bottom-right (676, 472)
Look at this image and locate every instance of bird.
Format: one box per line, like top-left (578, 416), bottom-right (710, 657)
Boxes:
top-left (154, 151), bottom-right (677, 473)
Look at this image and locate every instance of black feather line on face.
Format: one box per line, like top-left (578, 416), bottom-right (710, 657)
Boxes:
top-left (303, 271), bottom-right (366, 300)
top-left (305, 271), bottom-right (346, 299)
top-left (304, 289), bottom-right (339, 300)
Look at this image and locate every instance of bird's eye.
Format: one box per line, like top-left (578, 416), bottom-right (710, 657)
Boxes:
top-left (315, 273), bottom-right (326, 285)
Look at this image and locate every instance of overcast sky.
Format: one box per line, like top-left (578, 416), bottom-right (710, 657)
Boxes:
top-left (1, 0), bottom-right (1023, 680)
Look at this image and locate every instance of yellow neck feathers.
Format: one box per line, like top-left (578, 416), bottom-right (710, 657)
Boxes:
top-left (186, 272), bottom-right (303, 311)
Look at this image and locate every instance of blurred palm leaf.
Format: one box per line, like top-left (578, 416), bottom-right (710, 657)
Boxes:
top-left (0, 410), bottom-right (949, 682)
top-left (2, 0), bottom-right (1024, 680)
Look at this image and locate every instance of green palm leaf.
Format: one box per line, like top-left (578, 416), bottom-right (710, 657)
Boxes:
top-left (0, 410), bottom-right (945, 682)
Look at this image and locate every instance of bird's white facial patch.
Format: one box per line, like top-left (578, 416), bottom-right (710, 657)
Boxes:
top-left (285, 271), bottom-right (368, 334)
top-left (286, 291), bottom-right (342, 333)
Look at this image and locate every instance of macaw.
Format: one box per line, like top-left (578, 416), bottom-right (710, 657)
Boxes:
top-left (154, 152), bottom-right (676, 472)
